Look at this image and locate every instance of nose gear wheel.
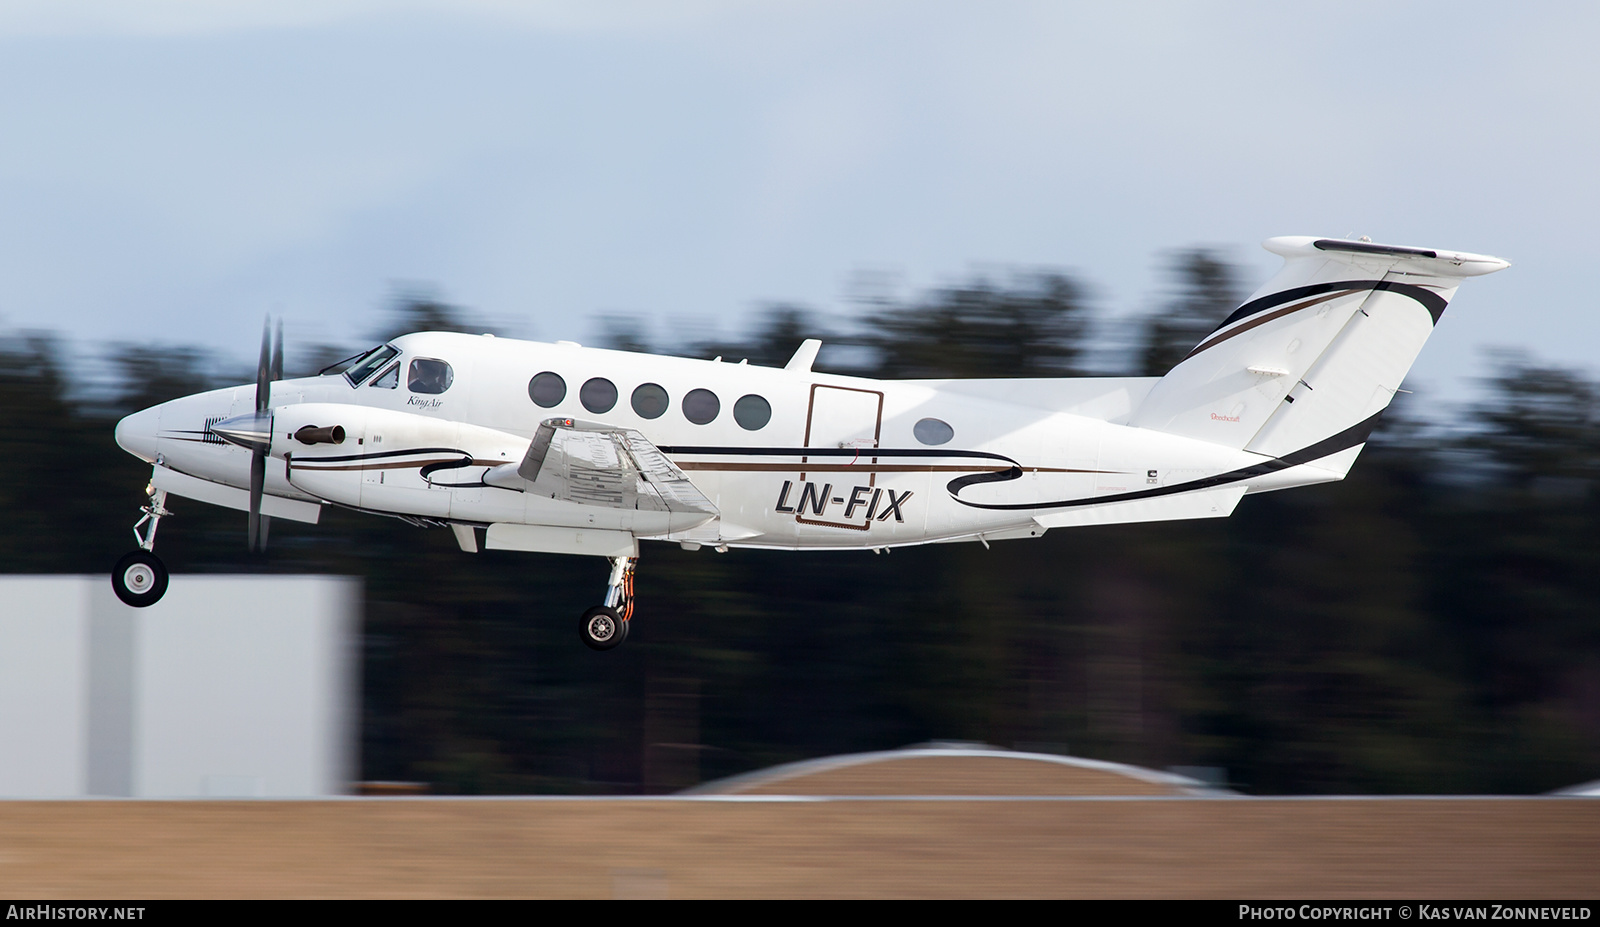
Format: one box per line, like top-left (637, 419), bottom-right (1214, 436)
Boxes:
top-left (113, 481), bottom-right (172, 607)
top-left (112, 549), bottom-right (169, 608)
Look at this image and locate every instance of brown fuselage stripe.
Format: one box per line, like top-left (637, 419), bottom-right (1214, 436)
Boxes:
top-left (796, 515), bottom-right (874, 531)
top-left (674, 462), bottom-right (1114, 474)
top-left (1182, 289), bottom-right (1356, 361)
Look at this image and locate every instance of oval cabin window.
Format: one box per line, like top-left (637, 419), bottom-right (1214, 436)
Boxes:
top-left (408, 358), bottom-right (454, 394)
top-left (631, 383), bottom-right (669, 419)
top-left (580, 377), bottom-right (618, 414)
top-left (913, 417), bottom-right (954, 446)
top-left (733, 394), bottom-right (771, 431)
top-left (682, 388), bottom-right (720, 425)
top-left (528, 371), bottom-right (566, 408)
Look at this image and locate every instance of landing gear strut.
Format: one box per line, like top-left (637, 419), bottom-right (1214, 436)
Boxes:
top-left (113, 481), bottom-right (171, 608)
top-left (580, 556), bottom-right (636, 651)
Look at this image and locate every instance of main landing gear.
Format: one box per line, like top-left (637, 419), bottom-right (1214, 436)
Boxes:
top-left (580, 556), bottom-right (636, 651)
top-left (113, 482), bottom-right (171, 608)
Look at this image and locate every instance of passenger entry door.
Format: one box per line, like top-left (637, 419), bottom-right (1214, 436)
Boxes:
top-left (796, 384), bottom-right (884, 530)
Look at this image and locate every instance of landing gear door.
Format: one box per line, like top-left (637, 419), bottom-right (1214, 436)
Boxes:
top-left (795, 384), bottom-right (884, 530)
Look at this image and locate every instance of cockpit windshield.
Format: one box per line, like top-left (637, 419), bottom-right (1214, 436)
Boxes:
top-left (332, 345), bottom-right (400, 387)
top-left (318, 350), bottom-right (366, 377)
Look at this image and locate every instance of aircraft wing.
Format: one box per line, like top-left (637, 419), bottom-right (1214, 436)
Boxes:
top-left (513, 417), bottom-right (718, 519)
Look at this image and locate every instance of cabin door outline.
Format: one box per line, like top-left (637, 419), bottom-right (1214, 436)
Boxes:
top-left (795, 383), bottom-right (885, 531)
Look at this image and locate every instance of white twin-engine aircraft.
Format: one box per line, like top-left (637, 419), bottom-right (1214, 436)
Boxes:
top-left (112, 236), bottom-right (1508, 649)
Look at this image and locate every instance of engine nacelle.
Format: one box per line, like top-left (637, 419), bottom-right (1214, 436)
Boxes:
top-left (274, 403), bottom-right (526, 519)
top-left (271, 403), bottom-right (706, 535)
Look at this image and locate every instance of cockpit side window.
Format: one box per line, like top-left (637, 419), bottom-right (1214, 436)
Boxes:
top-left (368, 362), bottom-right (400, 389)
top-left (342, 345), bottom-right (400, 387)
top-left (408, 358), bottom-right (453, 394)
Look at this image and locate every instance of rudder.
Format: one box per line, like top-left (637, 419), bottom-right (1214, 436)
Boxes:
top-left (1130, 236), bottom-right (1508, 471)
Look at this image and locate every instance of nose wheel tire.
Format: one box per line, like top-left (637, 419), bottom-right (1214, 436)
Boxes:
top-left (580, 605), bottom-right (628, 651)
top-left (112, 550), bottom-right (169, 608)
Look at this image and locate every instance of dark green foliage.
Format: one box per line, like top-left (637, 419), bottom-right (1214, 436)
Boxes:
top-left (5, 272), bottom-right (1598, 796)
top-left (370, 292), bottom-right (501, 345)
top-left (1464, 351), bottom-right (1600, 488)
top-left (689, 304), bottom-right (827, 370)
top-left (1139, 250), bottom-right (1244, 377)
top-left (862, 272), bottom-right (1089, 378)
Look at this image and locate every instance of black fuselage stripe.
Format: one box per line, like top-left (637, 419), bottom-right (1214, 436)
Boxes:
top-left (1182, 290), bottom-right (1351, 361)
top-left (946, 411), bottom-right (1386, 511)
top-left (1314, 239), bottom-right (1437, 259)
top-left (282, 412), bottom-right (1383, 515)
top-left (1210, 279), bottom-right (1447, 336)
top-left (297, 446), bottom-right (467, 463)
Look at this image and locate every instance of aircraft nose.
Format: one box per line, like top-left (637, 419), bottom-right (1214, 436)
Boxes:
top-left (115, 406), bottom-right (161, 462)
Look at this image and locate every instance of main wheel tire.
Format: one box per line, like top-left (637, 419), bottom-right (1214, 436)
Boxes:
top-left (112, 550), bottom-right (169, 608)
top-left (580, 605), bottom-right (626, 651)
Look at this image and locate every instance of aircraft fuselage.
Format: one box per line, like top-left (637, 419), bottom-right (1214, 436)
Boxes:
top-left (115, 331), bottom-right (1339, 553)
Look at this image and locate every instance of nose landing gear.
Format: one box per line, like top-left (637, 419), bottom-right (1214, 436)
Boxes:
top-left (580, 556), bottom-right (636, 651)
top-left (113, 481), bottom-right (171, 608)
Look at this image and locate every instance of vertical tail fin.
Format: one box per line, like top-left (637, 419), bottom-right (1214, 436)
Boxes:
top-left (1129, 236), bottom-right (1509, 473)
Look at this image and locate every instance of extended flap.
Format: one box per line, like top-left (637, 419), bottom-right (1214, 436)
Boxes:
top-left (507, 417), bottom-right (718, 518)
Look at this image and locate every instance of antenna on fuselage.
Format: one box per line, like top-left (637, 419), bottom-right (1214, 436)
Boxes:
top-left (785, 339), bottom-right (821, 372)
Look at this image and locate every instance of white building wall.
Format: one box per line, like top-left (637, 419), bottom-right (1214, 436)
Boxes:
top-left (0, 575), bottom-right (359, 798)
top-left (0, 578), bottom-right (90, 797)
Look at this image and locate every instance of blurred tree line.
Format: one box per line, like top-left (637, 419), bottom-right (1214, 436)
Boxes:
top-left (2, 253), bottom-right (1596, 796)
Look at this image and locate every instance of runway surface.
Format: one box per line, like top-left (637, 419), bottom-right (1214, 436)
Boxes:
top-left (1, 796), bottom-right (1594, 898)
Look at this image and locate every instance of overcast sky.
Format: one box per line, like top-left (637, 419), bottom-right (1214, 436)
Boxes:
top-left (0, 1), bottom-right (1593, 408)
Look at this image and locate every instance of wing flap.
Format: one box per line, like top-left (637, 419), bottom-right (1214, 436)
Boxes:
top-left (508, 418), bottom-right (718, 520)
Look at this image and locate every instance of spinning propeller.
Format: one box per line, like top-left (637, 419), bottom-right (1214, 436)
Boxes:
top-left (250, 318), bottom-right (282, 551)
top-left (210, 317), bottom-right (281, 552)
